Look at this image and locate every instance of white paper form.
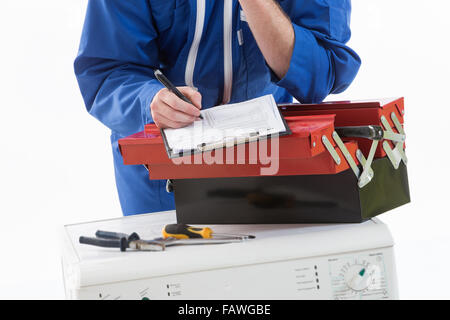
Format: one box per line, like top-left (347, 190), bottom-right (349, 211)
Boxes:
top-left (163, 94), bottom-right (287, 154)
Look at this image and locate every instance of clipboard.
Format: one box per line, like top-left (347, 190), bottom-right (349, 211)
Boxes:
top-left (160, 95), bottom-right (292, 159)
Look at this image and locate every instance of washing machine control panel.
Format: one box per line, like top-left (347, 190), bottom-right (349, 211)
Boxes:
top-left (69, 247), bottom-right (397, 300)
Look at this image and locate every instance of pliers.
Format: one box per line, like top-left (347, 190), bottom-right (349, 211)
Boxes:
top-left (79, 230), bottom-right (165, 252)
top-left (79, 230), bottom-right (247, 252)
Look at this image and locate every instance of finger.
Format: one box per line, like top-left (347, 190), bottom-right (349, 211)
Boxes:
top-left (178, 86), bottom-right (202, 110)
top-left (160, 89), bottom-right (201, 116)
top-left (154, 112), bottom-right (190, 129)
top-left (158, 101), bottom-right (197, 124)
top-left (151, 93), bottom-right (196, 125)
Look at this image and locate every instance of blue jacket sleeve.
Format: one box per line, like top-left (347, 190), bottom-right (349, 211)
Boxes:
top-left (276, 0), bottom-right (361, 103)
top-left (74, 0), bottom-right (164, 136)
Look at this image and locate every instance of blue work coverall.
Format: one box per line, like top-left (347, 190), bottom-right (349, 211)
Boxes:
top-left (74, 0), bottom-right (361, 216)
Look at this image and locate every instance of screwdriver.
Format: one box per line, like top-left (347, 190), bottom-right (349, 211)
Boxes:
top-left (162, 223), bottom-right (255, 240)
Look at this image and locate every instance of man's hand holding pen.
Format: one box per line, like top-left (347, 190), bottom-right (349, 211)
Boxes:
top-left (151, 86), bottom-right (202, 129)
top-left (151, 69), bottom-right (203, 129)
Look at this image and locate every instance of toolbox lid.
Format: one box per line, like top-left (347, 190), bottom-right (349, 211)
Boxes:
top-left (119, 114), bottom-right (360, 179)
top-left (279, 97), bottom-right (404, 113)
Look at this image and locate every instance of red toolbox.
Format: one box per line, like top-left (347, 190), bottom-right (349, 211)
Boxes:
top-left (119, 98), bottom-right (410, 223)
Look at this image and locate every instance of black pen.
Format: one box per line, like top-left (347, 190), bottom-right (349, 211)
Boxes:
top-left (154, 69), bottom-right (203, 120)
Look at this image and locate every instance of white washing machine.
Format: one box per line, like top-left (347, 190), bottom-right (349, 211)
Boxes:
top-left (62, 210), bottom-right (398, 300)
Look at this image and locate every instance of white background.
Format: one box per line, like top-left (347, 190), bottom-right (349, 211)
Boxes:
top-left (0, 0), bottom-right (449, 299)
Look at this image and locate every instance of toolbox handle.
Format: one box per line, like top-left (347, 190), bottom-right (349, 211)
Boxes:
top-left (166, 179), bottom-right (174, 193)
top-left (335, 125), bottom-right (384, 141)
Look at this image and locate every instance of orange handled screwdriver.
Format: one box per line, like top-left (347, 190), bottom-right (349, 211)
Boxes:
top-left (162, 224), bottom-right (255, 240)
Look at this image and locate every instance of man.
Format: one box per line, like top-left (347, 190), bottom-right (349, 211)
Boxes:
top-left (74, 0), bottom-right (361, 216)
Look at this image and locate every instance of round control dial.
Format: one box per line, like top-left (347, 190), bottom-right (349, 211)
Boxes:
top-left (343, 263), bottom-right (376, 292)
